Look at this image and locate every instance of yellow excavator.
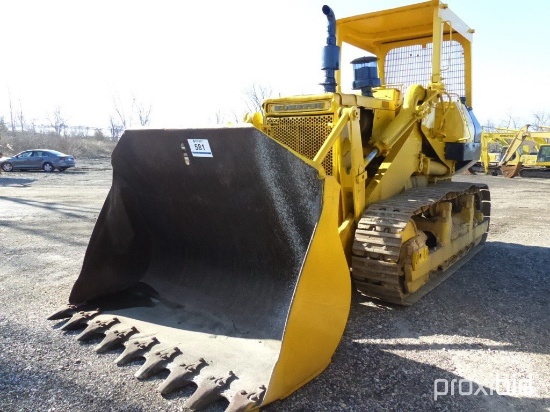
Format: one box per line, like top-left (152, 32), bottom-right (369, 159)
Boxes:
top-left (493, 125), bottom-right (550, 177)
top-left (478, 128), bottom-right (519, 174)
top-left (48, 1), bottom-right (490, 410)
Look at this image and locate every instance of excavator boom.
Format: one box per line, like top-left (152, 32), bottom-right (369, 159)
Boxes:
top-left (479, 125), bottom-right (550, 177)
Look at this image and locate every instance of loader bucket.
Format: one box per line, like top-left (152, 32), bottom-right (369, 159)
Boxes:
top-left (61, 126), bottom-right (351, 410)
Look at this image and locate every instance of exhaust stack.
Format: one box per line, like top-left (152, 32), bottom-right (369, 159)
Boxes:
top-left (320, 5), bottom-right (340, 92)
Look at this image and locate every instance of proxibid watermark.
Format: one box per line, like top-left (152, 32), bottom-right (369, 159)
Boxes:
top-left (433, 374), bottom-right (535, 400)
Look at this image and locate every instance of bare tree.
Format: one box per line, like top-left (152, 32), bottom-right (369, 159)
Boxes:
top-left (211, 109), bottom-right (243, 125)
top-left (531, 111), bottom-right (550, 130)
top-left (228, 110), bottom-right (241, 124)
top-left (8, 89), bottom-right (15, 136)
top-left (48, 106), bottom-right (67, 136)
top-left (0, 116), bottom-right (7, 156)
top-left (17, 99), bottom-right (25, 133)
top-left (28, 118), bottom-right (38, 134)
top-left (482, 119), bottom-right (497, 132)
top-left (109, 115), bottom-right (124, 141)
top-left (500, 112), bottom-right (523, 130)
top-left (132, 95), bottom-right (152, 126)
top-left (112, 96), bottom-right (129, 130)
top-left (243, 83), bottom-right (273, 113)
top-left (212, 109), bottom-right (225, 125)
top-left (0, 116), bottom-right (7, 134)
top-left (110, 93), bottom-right (152, 135)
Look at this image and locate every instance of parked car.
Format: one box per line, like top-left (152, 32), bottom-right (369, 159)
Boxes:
top-left (0, 149), bottom-right (76, 172)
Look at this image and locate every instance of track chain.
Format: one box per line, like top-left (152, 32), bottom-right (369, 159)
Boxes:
top-left (351, 181), bottom-right (490, 304)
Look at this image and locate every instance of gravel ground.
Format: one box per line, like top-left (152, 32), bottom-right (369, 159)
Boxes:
top-left (0, 160), bottom-right (549, 412)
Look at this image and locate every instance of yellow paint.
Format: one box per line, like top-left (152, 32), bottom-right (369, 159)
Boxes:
top-left (405, 219), bottom-right (489, 292)
top-left (265, 177), bottom-right (351, 403)
top-left (252, 0), bottom-right (490, 404)
top-left (364, 129), bottom-right (423, 204)
top-left (479, 126), bottom-right (550, 173)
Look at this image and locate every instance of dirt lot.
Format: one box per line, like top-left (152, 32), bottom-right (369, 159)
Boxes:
top-left (1, 160), bottom-right (549, 412)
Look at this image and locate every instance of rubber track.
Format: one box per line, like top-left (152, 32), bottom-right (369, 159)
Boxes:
top-left (351, 181), bottom-right (489, 305)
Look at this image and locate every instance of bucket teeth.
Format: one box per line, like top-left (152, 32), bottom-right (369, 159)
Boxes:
top-left (135, 346), bottom-right (182, 379)
top-left (77, 317), bottom-right (120, 341)
top-left (226, 385), bottom-right (266, 412)
top-left (115, 336), bottom-right (159, 365)
top-left (158, 358), bottom-right (207, 395)
top-left (184, 371), bottom-right (236, 411)
top-left (95, 326), bottom-right (139, 353)
top-left (47, 303), bottom-right (83, 320)
top-left (61, 309), bottom-right (100, 330)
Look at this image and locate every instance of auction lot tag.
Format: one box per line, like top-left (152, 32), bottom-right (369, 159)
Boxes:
top-left (188, 139), bottom-right (213, 157)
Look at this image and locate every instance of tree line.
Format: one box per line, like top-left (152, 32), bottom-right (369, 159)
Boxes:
top-left (7, 83), bottom-right (545, 156)
top-left (1, 83), bottom-right (273, 143)
top-left (3, 91), bottom-right (153, 141)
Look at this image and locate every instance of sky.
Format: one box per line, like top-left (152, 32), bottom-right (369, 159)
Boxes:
top-left (2, 0), bottom-right (550, 131)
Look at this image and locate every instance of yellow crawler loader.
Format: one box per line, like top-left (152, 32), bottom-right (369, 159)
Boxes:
top-left (49, 1), bottom-right (490, 410)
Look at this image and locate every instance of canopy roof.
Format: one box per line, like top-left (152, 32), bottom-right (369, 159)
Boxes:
top-left (336, 0), bottom-right (473, 54)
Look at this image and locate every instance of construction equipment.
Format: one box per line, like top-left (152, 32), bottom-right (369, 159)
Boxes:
top-left (48, 1), bottom-right (490, 410)
top-left (478, 125), bottom-right (550, 177)
top-left (478, 128), bottom-right (517, 174)
top-left (496, 125), bottom-right (550, 177)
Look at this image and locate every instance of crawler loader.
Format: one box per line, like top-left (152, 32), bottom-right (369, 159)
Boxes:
top-left (49, 1), bottom-right (490, 410)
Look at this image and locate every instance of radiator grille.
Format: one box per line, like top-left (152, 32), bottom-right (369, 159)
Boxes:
top-left (384, 40), bottom-right (465, 98)
top-left (265, 114), bottom-right (334, 174)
